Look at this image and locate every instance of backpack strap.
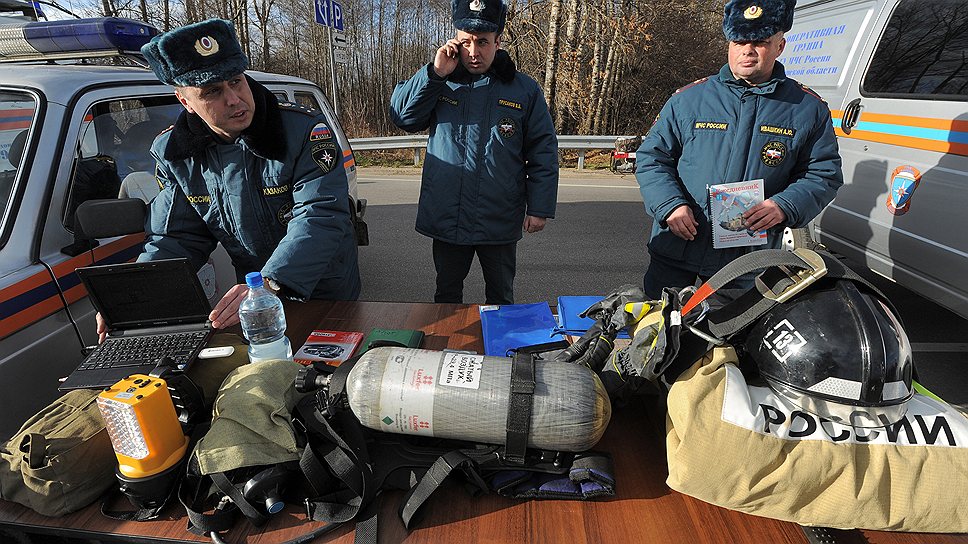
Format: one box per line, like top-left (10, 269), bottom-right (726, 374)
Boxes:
top-left (296, 400), bottom-right (378, 544)
top-left (505, 351), bottom-right (536, 465)
top-left (210, 471), bottom-right (269, 527)
top-left (683, 249), bottom-right (897, 342)
top-left (176, 456), bottom-right (238, 537)
top-left (398, 449), bottom-right (488, 529)
top-left (20, 434), bottom-right (46, 470)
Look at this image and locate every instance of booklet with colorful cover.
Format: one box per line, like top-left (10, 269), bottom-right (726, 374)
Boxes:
top-left (294, 329), bottom-right (364, 366)
top-left (709, 178), bottom-right (768, 249)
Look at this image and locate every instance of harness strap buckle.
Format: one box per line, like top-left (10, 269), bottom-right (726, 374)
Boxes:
top-left (755, 248), bottom-right (827, 303)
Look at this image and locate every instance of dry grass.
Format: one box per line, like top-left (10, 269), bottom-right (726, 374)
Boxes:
top-left (353, 148), bottom-right (616, 170)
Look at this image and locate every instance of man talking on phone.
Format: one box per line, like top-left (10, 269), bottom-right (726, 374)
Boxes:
top-left (390, 0), bottom-right (558, 305)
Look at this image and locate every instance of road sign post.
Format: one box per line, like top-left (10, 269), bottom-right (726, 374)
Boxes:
top-left (313, 0), bottom-right (345, 116)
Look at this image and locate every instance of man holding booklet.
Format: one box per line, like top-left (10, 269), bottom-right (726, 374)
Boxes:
top-left (635, 0), bottom-right (843, 298)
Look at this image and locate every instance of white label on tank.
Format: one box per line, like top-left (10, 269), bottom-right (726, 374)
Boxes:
top-left (439, 352), bottom-right (484, 389)
top-left (378, 349), bottom-right (437, 437)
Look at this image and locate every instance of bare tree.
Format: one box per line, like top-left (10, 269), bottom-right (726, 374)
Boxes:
top-left (542, 0), bottom-right (562, 116)
top-left (251, 0), bottom-right (274, 69)
top-left (70, 0), bottom-right (723, 138)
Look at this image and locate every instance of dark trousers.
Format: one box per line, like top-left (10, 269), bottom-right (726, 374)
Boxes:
top-left (432, 239), bottom-right (517, 305)
top-left (643, 252), bottom-right (754, 300)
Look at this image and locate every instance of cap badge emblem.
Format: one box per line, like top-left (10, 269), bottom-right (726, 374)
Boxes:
top-left (194, 36), bottom-right (220, 57)
top-left (469, 0), bottom-right (484, 12)
top-left (744, 5), bottom-right (762, 19)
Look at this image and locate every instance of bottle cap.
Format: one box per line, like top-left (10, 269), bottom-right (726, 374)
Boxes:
top-left (245, 272), bottom-right (264, 288)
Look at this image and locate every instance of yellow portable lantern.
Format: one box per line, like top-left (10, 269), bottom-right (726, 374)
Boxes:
top-left (97, 374), bottom-right (190, 510)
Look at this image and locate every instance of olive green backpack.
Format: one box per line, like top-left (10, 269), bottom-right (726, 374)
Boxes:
top-left (0, 389), bottom-right (116, 517)
top-left (0, 333), bottom-right (251, 518)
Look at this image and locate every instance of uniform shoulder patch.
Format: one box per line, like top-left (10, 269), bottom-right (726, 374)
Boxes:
top-left (798, 83), bottom-right (826, 103)
top-left (277, 101), bottom-right (316, 115)
top-left (675, 77), bottom-right (709, 94)
top-left (309, 121), bottom-right (334, 142)
top-left (311, 141), bottom-right (340, 174)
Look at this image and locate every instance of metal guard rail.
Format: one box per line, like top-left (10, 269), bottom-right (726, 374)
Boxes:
top-left (348, 134), bottom-right (633, 169)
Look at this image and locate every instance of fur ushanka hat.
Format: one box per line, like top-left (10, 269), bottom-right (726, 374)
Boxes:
top-left (723, 0), bottom-right (796, 41)
top-left (141, 18), bottom-right (249, 87)
top-left (452, 0), bottom-right (507, 34)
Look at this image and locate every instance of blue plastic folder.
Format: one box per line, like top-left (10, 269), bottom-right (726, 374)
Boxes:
top-left (479, 303), bottom-right (559, 356)
top-left (556, 295), bottom-right (631, 339)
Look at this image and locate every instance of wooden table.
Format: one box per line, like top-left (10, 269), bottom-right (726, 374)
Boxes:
top-left (0, 300), bottom-right (964, 543)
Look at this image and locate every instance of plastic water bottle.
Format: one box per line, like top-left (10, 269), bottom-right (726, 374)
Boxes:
top-left (238, 272), bottom-right (292, 363)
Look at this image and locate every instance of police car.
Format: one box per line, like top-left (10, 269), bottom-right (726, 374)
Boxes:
top-left (0, 17), bottom-right (366, 439)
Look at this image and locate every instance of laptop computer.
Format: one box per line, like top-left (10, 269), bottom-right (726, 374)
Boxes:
top-left (59, 258), bottom-right (215, 391)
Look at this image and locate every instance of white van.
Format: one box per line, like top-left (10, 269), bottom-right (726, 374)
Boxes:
top-left (778, 0), bottom-right (968, 318)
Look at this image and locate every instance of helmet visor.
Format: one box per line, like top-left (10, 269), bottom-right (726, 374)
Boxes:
top-left (768, 380), bottom-right (911, 429)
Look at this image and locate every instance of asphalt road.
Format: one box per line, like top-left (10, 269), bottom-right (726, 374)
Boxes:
top-left (355, 167), bottom-right (967, 407)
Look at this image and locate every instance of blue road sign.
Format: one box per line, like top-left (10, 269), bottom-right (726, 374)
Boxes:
top-left (331, 0), bottom-right (344, 31)
top-left (314, 0), bottom-right (344, 30)
top-left (314, 0), bottom-right (330, 26)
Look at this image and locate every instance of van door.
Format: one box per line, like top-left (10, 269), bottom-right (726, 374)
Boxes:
top-left (50, 87), bottom-right (243, 336)
top-left (0, 90), bottom-right (84, 439)
top-left (813, 0), bottom-right (968, 318)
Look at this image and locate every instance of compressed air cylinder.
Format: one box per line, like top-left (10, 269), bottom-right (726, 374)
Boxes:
top-left (346, 347), bottom-right (611, 452)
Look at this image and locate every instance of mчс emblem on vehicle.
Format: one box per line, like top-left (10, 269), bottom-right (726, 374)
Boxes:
top-left (886, 165), bottom-right (922, 216)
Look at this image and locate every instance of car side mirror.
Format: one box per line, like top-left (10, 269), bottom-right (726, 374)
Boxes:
top-left (61, 198), bottom-right (146, 256)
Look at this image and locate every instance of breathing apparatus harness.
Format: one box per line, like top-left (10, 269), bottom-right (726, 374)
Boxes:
top-left (290, 344), bottom-right (615, 543)
top-left (176, 345), bottom-right (614, 544)
top-left (562, 249), bottom-right (907, 399)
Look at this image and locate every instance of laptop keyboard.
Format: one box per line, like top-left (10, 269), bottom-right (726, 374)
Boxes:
top-left (78, 331), bottom-right (209, 371)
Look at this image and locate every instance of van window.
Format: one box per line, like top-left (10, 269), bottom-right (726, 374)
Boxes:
top-left (863, 0), bottom-right (968, 98)
top-left (294, 91), bottom-right (321, 112)
top-left (0, 91), bottom-right (36, 232)
top-left (63, 97), bottom-right (182, 231)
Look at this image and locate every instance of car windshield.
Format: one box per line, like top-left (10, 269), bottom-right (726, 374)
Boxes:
top-left (0, 90), bottom-right (36, 231)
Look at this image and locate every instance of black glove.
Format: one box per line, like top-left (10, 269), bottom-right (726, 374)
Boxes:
top-left (554, 321), bottom-right (617, 372)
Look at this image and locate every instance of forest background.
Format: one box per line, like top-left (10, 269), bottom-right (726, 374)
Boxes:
top-left (76, 0), bottom-right (726, 139)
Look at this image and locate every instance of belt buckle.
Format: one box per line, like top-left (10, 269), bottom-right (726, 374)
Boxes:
top-left (755, 248), bottom-right (827, 303)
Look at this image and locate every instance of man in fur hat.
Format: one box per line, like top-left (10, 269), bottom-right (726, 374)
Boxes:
top-left (98, 18), bottom-right (361, 339)
top-left (390, 1), bottom-right (558, 305)
top-left (635, 0), bottom-right (843, 298)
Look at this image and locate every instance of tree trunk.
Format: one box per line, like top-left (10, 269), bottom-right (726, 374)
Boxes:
top-left (591, 20), bottom-right (621, 133)
top-left (581, 12), bottom-right (603, 134)
top-left (542, 0), bottom-right (562, 121)
top-left (555, 0), bottom-right (580, 128)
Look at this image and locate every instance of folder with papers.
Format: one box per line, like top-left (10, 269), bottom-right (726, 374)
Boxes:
top-left (479, 303), bottom-right (559, 356)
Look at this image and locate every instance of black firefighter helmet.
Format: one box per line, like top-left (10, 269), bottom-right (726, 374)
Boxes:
top-left (743, 279), bottom-right (914, 428)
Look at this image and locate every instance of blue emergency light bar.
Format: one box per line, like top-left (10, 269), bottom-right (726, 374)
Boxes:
top-left (0, 17), bottom-right (158, 61)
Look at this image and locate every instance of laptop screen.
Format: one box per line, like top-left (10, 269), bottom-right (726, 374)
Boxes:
top-left (78, 259), bottom-right (212, 330)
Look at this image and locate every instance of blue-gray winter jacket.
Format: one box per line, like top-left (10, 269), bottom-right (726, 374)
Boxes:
top-left (140, 77), bottom-right (361, 301)
top-left (390, 50), bottom-right (558, 245)
top-left (636, 63), bottom-right (843, 275)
